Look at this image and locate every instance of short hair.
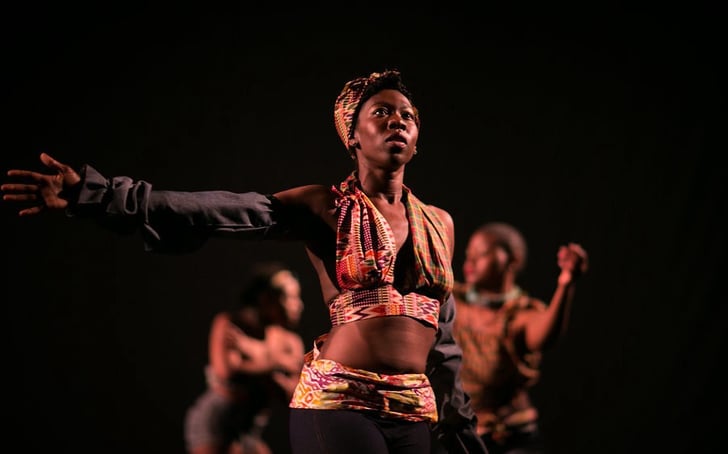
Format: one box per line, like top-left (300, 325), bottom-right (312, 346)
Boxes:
top-left (473, 222), bottom-right (528, 274)
top-left (238, 261), bottom-right (292, 307)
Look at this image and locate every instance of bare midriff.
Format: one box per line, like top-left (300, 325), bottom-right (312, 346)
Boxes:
top-left (319, 316), bottom-right (435, 374)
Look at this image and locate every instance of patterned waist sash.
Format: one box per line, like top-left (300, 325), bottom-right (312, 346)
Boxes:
top-left (289, 336), bottom-right (437, 423)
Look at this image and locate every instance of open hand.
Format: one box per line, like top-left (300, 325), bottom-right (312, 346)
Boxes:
top-left (2, 153), bottom-right (81, 216)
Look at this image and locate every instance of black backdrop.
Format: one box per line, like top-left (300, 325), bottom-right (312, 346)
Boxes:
top-left (2, 6), bottom-right (724, 454)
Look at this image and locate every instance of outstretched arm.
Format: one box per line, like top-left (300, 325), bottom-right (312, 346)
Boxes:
top-left (3, 153), bottom-right (293, 253)
top-left (521, 242), bottom-right (589, 351)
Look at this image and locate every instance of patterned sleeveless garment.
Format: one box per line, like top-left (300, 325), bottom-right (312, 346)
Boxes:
top-left (454, 287), bottom-right (545, 437)
top-left (289, 172), bottom-right (453, 422)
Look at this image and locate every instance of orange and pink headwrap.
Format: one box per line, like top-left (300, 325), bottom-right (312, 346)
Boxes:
top-left (333, 70), bottom-right (419, 151)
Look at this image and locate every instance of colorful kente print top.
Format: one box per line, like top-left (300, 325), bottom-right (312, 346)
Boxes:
top-left (328, 172), bottom-right (453, 329)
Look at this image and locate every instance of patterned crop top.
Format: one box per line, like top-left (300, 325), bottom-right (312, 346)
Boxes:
top-left (328, 173), bottom-right (453, 329)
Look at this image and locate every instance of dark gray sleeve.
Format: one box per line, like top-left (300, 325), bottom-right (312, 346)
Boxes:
top-left (427, 294), bottom-right (489, 454)
top-left (68, 164), bottom-right (292, 253)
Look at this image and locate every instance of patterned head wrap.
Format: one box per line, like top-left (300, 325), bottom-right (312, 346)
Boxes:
top-left (333, 70), bottom-right (419, 151)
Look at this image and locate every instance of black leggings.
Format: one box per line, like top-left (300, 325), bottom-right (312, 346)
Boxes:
top-left (289, 408), bottom-right (431, 454)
